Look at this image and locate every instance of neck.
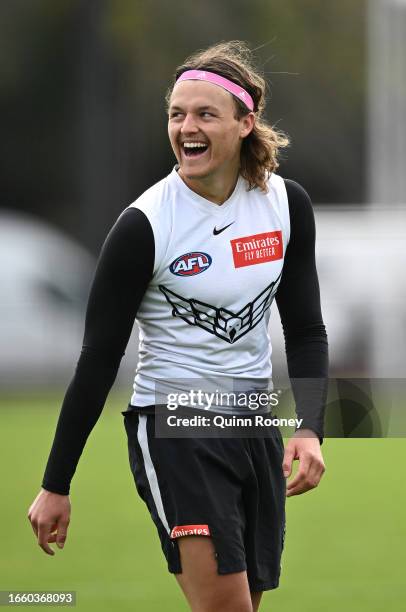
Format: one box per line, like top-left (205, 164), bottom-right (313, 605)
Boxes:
top-left (178, 167), bottom-right (240, 205)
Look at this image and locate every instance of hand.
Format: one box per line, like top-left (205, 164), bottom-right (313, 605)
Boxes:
top-left (27, 488), bottom-right (71, 555)
top-left (282, 429), bottom-right (326, 496)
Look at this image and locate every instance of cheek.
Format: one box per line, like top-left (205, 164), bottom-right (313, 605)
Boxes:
top-left (168, 124), bottom-right (178, 145)
top-left (213, 128), bottom-right (239, 156)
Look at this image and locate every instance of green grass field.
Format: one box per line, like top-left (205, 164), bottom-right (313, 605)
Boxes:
top-left (1, 391), bottom-right (405, 611)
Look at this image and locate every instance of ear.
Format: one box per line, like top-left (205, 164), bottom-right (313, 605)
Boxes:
top-left (239, 112), bottom-right (255, 139)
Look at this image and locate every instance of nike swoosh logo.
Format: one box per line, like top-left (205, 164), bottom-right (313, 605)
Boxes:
top-left (213, 222), bottom-right (235, 235)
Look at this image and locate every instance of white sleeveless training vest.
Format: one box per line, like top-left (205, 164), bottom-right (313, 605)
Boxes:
top-left (128, 165), bottom-right (290, 411)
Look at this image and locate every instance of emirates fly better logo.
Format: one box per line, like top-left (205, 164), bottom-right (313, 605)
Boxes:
top-left (231, 230), bottom-right (283, 268)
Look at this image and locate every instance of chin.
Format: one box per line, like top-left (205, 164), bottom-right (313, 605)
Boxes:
top-left (182, 169), bottom-right (209, 180)
top-left (179, 163), bottom-right (214, 181)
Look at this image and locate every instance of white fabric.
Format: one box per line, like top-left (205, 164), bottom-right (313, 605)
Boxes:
top-left (137, 415), bottom-right (170, 534)
top-left (128, 166), bottom-right (290, 410)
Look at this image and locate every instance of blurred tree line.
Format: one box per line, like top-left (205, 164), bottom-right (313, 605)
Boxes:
top-left (0, 0), bottom-right (365, 253)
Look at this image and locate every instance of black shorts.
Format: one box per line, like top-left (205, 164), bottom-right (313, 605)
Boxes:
top-left (122, 408), bottom-right (286, 592)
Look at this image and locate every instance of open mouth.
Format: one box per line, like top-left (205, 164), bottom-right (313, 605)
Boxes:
top-left (182, 142), bottom-right (209, 158)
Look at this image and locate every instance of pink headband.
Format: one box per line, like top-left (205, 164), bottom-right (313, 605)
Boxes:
top-left (176, 69), bottom-right (254, 112)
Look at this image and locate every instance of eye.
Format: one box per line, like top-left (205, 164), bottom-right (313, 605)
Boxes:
top-left (169, 111), bottom-right (183, 118)
top-left (201, 112), bottom-right (213, 117)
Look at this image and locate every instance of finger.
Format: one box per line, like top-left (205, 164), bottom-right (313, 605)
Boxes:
top-left (287, 457), bottom-right (324, 496)
top-left (282, 447), bottom-right (295, 477)
top-left (28, 515), bottom-right (56, 538)
top-left (286, 455), bottom-right (312, 491)
top-left (286, 481), bottom-right (313, 496)
top-left (29, 519), bottom-right (38, 538)
top-left (306, 459), bottom-right (326, 488)
top-left (43, 523), bottom-right (58, 541)
top-left (286, 475), bottom-right (310, 496)
top-left (287, 471), bottom-right (319, 496)
top-left (56, 520), bottom-right (69, 549)
top-left (37, 523), bottom-right (55, 556)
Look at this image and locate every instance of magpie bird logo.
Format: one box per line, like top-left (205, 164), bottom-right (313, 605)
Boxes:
top-left (159, 271), bottom-right (282, 344)
top-left (213, 222), bottom-right (234, 236)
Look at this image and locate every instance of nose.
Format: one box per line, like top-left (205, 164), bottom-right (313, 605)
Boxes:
top-left (180, 113), bottom-right (199, 134)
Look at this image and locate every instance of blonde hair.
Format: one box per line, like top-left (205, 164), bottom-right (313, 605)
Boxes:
top-left (166, 40), bottom-right (290, 193)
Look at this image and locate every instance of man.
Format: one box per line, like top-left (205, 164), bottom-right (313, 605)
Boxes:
top-left (28, 41), bottom-right (327, 611)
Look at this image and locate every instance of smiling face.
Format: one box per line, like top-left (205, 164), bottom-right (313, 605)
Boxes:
top-left (168, 80), bottom-right (254, 186)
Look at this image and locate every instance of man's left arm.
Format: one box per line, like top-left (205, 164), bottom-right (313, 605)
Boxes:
top-left (275, 179), bottom-right (329, 496)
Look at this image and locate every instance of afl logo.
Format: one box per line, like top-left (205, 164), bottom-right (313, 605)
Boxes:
top-left (170, 252), bottom-right (212, 276)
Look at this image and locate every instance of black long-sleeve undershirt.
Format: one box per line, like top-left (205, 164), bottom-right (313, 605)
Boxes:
top-left (276, 180), bottom-right (329, 439)
top-left (42, 179), bottom-right (328, 495)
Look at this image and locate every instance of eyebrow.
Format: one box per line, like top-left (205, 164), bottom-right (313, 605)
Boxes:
top-left (168, 104), bottom-right (220, 113)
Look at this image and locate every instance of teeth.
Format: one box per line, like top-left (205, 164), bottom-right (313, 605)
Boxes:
top-left (183, 142), bottom-right (208, 149)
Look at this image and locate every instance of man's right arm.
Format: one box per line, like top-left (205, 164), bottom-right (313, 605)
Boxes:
top-left (28, 206), bottom-right (154, 554)
top-left (41, 206), bottom-right (154, 494)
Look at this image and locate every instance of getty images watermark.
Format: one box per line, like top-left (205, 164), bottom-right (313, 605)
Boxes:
top-left (164, 389), bottom-right (302, 428)
top-left (145, 377), bottom-right (406, 439)
top-left (166, 412), bottom-right (302, 429)
top-left (166, 388), bottom-right (279, 411)
top-left (151, 381), bottom-right (305, 438)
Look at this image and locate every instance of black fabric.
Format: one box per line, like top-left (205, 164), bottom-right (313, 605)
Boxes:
top-left (275, 180), bottom-right (328, 441)
top-left (42, 178), bottom-right (328, 495)
top-left (42, 208), bottom-right (154, 494)
top-left (123, 410), bottom-right (286, 591)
